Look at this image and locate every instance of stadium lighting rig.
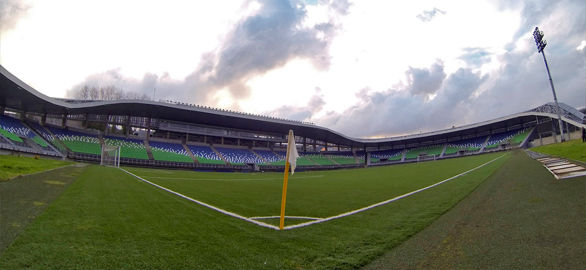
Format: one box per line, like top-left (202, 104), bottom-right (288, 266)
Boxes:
top-left (533, 27), bottom-right (565, 142)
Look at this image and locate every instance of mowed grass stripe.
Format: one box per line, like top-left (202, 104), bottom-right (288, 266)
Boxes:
top-left (126, 152), bottom-right (506, 218)
top-left (0, 153), bottom-right (509, 269)
top-left (363, 150), bottom-right (586, 270)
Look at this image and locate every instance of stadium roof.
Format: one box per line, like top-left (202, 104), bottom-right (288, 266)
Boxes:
top-left (1, 65), bottom-right (584, 148)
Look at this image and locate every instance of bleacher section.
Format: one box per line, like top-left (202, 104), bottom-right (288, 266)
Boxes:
top-left (216, 147), bottom-right (264, 164)
top-left (305, 154), bottom-right (337, 165)
top-left (444, 136), bottom-right (487, 155)
top-left (370, 149), bottom-right (403, 162)
top-left (485, 129), bottom-right (528, 150)
top-left (327, 151), bottom-right (357, 165)
top-left (254, 149), bottom-right (282, 163)
top-left (48, 127), bottom-right (101, 155)
top-left (103, 136), bottom-right (149, 160)
top-left (188, 145), bottom-right (225, 164)
top-left (0, 115), bottom-right (51, 149)
top-left (510, 129), bottom-right (531, 145)
top-left (28, 122), bottom-right (61, 149)
top-left (270, 150), bottom-right (317, 166)
top-left (149, 141), bottom-right (193, 163)
top-left (405, 145), bottom-right (444, 160)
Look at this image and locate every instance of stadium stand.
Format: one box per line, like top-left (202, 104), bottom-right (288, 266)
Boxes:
top-left (510, 129), bottom-right (531, 145)
top-left (48, 127), bottom-right (101, 155)
top-left (188, 145), bottom-right (226, 164)
top-left (0, 114), bottom-right (50, 149)
top-left (149, 141), bottom-right (193, 163)
top-left (485, 129), bottom-right (528, 150)
top-left (370, 149), bottom-right (403, 162)
top-left (305, 154), bottom-right (337, 165)
top-left (444, 136), bottom-right (488, 155)
top-left (253, 149), bottom-right (282, 163)
top-left (103, 136), bottom-right (149, 160)
top-left (27, 122), bottom-right (58, 147)
top-left (215, 147), bottom-right (264, 164)
top-left (270, 150), bottom-right (317, 166)
top-left (326, 151), bottom-right (357, 165)
top-left (405, 145), bottom-right (444, 160)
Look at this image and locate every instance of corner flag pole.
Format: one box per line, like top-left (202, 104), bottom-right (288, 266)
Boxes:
top-left (279, 130), bottom-right (293, 230)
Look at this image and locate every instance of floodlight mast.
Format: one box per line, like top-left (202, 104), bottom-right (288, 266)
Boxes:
top-left (533, 27), bottom-right (565, 142)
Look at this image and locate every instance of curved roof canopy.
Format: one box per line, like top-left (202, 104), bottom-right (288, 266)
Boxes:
top-left (1, 65), bottom-right (584, 148)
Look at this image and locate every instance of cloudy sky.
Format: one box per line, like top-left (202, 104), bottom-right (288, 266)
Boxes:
top-left (1, 0), bottom-right (584, 138)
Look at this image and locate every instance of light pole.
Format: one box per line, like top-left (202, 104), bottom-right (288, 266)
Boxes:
top-left (533, 27), bottom-right (565, 142)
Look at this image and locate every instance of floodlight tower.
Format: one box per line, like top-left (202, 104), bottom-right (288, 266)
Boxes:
top-left (533, 27), bottom-right (565, 142)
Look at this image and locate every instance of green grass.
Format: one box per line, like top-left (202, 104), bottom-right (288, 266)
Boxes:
top-left (0, 165), bottom-right (85, 255)
top-left (125, 153), bottom-right (506, 219)
top-left (364, 150), bottom-right (586, 269)
top-left (531, 139), bottom-right (586, 162)
top-left (0, 155), bottom-right (72, 181)
top-left (0, 152), bottom-right (508, 269)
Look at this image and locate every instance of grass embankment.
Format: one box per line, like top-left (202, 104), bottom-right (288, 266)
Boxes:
top-left (0, 155), bottom-right (72, 181)
top-left (0, 165), bottom-right (85, 255)
top-left (363, 150), bottom-right (586, 269)
top-left (0, 153), bottom-right (507, 269)
top-left (531, 139), bottom-right (586, 162)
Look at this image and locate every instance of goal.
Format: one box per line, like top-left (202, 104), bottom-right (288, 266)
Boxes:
top-left (101, 144), bottom-right (121, 167)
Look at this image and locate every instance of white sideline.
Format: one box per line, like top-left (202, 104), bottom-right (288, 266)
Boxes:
top-left (283, 154), bottom-right (506, 230)
top-left (120, 169), bottom-right (281, 230)
top-left (121, 154), bottom-right (505, 231)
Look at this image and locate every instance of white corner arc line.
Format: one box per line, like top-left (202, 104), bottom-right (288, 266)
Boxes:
top-left (249, 216), bottom-right (322, 220)
top-left (120, 168), bottom-right (281, 230)
top-left (283, 154), bottom-right (506, 230)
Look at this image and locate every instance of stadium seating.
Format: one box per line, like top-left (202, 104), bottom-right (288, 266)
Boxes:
top-left (370, 149), bottom-right (403, 162)
top-left (254, 149), bottom-right (282, 163)
top-left (215, 147), bottom-right (264, 164)
top-left (270, 150), bottom-right (317, 166)
top-left (27, 122), bottom-right (61, 149)
top-left (510, 129), bottom-right (531, 145)
top-left (188, 145), bottom-right (225, 164)
top-left (326, 151), bottom-right (357, 165)
top-left (405, 145), bottom-right (444, 159)
top-left (104, 136), bottom-right (149, 160)
top-left (305, 154), bottom-right (337, 165)
top-left (0, 115), bottom-right (50, 148)
top-left (445, 136), bottom-right (487, 155)
top-left (48, 127), bottom-right (101, 155)
top-left (149, 141), bottom-right (193, 163)
top-left (485, 129), bottom-right (527, 149)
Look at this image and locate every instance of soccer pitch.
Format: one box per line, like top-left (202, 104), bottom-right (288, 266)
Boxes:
top-left (0, 152), bottom-right (510, 269)
top-left (124, 153), bottom-right (507, 229)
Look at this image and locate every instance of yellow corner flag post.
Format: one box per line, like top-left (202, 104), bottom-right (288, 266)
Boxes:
top-left (279, 130), bottom-right (299, 230)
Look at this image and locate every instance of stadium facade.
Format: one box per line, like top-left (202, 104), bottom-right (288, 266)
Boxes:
top-left (1, 65), bottom-right (585, 171)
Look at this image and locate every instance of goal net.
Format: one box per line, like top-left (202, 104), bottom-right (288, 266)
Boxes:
top-left (101, 144), bottom-right (121, 167)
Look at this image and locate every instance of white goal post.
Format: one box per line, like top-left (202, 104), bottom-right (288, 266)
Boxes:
top-left (101, 144), bottom-right (121, 167)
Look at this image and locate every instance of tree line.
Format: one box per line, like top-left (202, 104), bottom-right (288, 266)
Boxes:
top-left (67, 85), bottom-right (151, 101)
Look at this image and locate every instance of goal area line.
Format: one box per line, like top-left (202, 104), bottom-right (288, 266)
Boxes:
top-left (121, 154), bottom-right (505, 231)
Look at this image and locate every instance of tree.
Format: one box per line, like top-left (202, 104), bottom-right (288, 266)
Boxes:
top-left (67, 85), bottom-right (151, 101)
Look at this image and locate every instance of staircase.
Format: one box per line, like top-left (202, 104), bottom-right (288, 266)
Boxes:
top-left (182, 144), bottom-right (199, 164)
top-left (250, 149), bottom-right (267, 163)
top-left (439, 145), bottom-right (447, 158)
top-left (479, 136), bottom-right (491, 153)
top-left (143, 140), bottom-right (154, 161)
top-left (210, 145), bottom-right (229, 164)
